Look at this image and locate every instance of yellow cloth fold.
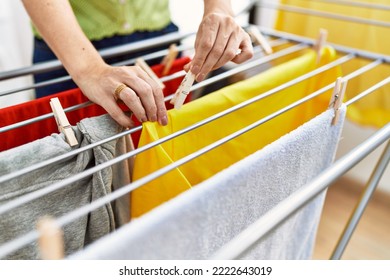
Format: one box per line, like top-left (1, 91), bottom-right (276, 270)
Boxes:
top-left (131, 46), bottom-right (340, 218)
top-left (275, 0), bottom-right (390, 128)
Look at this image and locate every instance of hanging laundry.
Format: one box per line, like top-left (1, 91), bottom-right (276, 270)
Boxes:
top-left (131, 46), bottom-right (341, 218)
top-left (130, 56), bottom-right (192, 147)
top-left (274, 0), bottom-right (390, 128)
top-left (70, 106), bottom-right (346, 260)
top-left (0, 114), bottom-right (133, 260)
top-left (0, 56), bottom-right (191, 151)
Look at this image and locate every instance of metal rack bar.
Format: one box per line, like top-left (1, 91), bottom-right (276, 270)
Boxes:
top-left (0, 84), bottom-right (353, 257)
top-left (330, 140), bottom-right (390, 260)
top-left (0, 0), bottom-right (258, 82)
top-left (256, 0), bottom-right (390, 28)
top-left (0, 56), bottom-right (385, 257)
top-left (0, 51), bottom-right (351, 200)
top-left (0, 18), bottom-right (388, 258)
top-left (0, 44), bottom-right (190, 97)
top-left (0, 38), bottom-right (288, 97)
top-left (54, 60), bottom-right (389, 233)
top-left (211, 122), bottom-right (390, 260)
top-left (0, 70), bottom-right (185, 132)
top-left (258, 26), bottom-right (390, 63)
top-left (0, 43), bottom-right (305, 134)
top-left (309, 0), bottom-right (390, 11)
top-left (0, 31), bottom-right (194, 81)
top-left (345, 76), bottom-right (390, 106)
top-left (3, 42), bottom-right (378, 138)
top-left (1, 78), bottom-right (388, 259)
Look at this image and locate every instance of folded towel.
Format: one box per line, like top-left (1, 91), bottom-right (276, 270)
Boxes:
top-left (70, 105), bottom-right (346, 260)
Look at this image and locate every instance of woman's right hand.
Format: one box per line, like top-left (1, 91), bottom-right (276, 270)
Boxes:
top-left (22, 0), bottom-right (168, 129)
top-left (75, 62), bottom-right (168, 128)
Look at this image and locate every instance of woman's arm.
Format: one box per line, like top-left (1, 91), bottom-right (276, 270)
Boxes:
top-left (22, 0), bottom-right (168, 127)
top-left (190, 0), bottom-right (254, 82)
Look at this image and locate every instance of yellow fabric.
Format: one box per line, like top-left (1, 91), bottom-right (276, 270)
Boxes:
top-left (131, 46), bottom-right (340, 218)
top-left (275, 0), bottom-right (390, 128)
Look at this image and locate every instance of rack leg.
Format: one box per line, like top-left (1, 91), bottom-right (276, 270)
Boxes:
top-left (330, 140), bottom-right (390, 260)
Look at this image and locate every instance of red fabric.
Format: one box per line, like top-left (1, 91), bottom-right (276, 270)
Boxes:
top-left (0, 56), bottom-right (191, 151)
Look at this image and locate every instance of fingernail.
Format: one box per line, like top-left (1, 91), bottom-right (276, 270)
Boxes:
top-left (150, 115), bottom-right (157, 122)
top-left (184, 62), bottom-right (191, 72)
top-left (191, 65), bottom-right (200, 75)
top-left (196, 73), bottom-right (205, 82)
top-left (159, 115), bottom-right (168, 126)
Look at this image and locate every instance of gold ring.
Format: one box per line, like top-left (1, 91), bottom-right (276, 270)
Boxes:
top-left (114, 84), bottom-right (127, 101)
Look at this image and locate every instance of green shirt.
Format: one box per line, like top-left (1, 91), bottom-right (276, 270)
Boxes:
top-left (33, 0), bottom-right (171, 41)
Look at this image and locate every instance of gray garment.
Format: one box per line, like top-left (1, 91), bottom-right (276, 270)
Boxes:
top-left (70, 106), bottom-right (346, 260)
top-left (0, 114), bottom-right (133, 260)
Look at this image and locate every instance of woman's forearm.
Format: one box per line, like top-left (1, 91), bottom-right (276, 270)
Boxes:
top-left (203, 0), bottom-right (234, 17)
top-left (22, 0), bottom-right (105, 82)
top-left (22, 0), bottom-right (168, 128)
top-left (190, 0), bottom-right (253, 82)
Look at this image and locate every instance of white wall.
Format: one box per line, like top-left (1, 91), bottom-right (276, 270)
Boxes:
top-left (0, 0), bottom-right (34, 108)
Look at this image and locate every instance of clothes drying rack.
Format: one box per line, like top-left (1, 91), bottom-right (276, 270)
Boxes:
top-left (0, 0), bottom-right (389, 260)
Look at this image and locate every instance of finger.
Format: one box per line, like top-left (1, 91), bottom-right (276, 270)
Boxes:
top-left (123, 70), bottom-right (157, 122)
top-left (232, 34), bottom-right (254, 64)
top-left (118, 86), bottom-right (148, 123)
top-left (210, 34), bottom-right (241, 71)
top-left (147, 80), bottom-right (168, 126)
top-left (195, 28), bottom-right (232, 82)
top-left (101, 97), bottom-right (133, 128)
top-left (183, 62), bottom-right (191, 72)
top-left (191, 18), bottom-right (220, 77)
top-left (133, 69), bottom-right (167, 124)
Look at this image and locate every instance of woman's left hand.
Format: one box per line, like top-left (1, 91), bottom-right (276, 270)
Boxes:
top-left (189, 3), bottom-right (253, 82)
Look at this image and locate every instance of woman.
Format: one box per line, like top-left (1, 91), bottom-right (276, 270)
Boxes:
top-left (23, 0), bottom-right (253, 127)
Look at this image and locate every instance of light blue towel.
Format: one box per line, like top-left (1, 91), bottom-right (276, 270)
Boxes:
top-left (70, 106), bottom-right (346, 260)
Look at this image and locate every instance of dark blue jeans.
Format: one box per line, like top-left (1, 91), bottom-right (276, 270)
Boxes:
top-left (33, 22), bottom-right (179, 98)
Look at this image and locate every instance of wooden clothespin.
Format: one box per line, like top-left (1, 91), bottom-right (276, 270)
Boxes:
top-left (161, 44), bottom-right (179, 76)
top-left (135, 58), bottom-right (165, 89)
top-left (314, 28), bottom-right (328, 64)
top-left (37, 216), bottom-right (64, 260)
top-left (248, 25), bottom-right (273, 55)
top-left (170, 70), bottom-right (196, 109)
top-left (329, 77), bottom-right (347, 125)
top-left (50, 97), bottom-right (78, 147)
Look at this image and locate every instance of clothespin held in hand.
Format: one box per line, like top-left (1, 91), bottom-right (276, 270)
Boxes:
top-left (248, 25), bottom-right (273, 55)
top-left (170, 70), bottom-right (195, 109)
top-left (37, 216), bottom-right (64, 260)
top-left (314, 28), bottom-right (328, 64)
top-left (329, 77), bottom-right (347, 125)
top-left (50, 97), bottom-right (78, 147)
top-left (161, 44), bottom-right (179, 76)
top-left (135, 58), bottom-right (165, 89)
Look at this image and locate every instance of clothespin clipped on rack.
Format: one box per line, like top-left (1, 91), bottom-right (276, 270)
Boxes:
top-left (170, 70), bottom-right (196, 109)
top-left (50, 97), bottom-right (78, 147)
top-left (314, 28), bottom-right (328, 64)
top-left (329, 77), bottom-right (348, 125)
top-left (135, 58), bottom-right (165, 89)
top-left (37, 216), bottom-right (64, 260)
top-left (248, 25), bottom-right (273, 55)
top-left (161, 44), bottom-right (179, 76)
